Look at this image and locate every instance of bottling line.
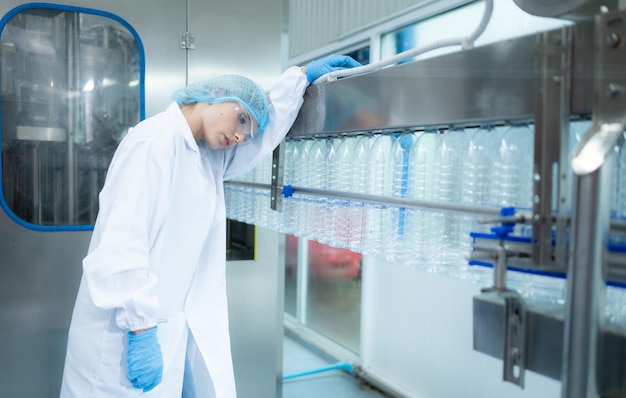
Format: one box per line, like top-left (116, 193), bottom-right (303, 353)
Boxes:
top-left (226, 1), bottom-right (626, 396)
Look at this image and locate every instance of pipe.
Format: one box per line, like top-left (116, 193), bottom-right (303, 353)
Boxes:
top-left (561, 164), bottom-right (611, 398)
top-left (312, 0), bottom-right (494, 84)
top-left (493, 243), bottom-right (507, 291)
top-left (282, 362), bottom-right (353, 381)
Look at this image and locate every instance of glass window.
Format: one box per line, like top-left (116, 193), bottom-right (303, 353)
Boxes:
top-left (380, 25), bottom-right (417, 64)
top-left (286, 234), bottom-right (363, 353)
top-left (305, 239), bottom-right (362, 353)
top-left (380, 1), bottom-right (568, 63)
top-left (345, 46), bottom-right (370, 66)
top-left (1, 5), bottom-right (142, 228)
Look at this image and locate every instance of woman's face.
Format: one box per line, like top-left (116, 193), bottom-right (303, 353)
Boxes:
top-left (188, 101), bottom-right (258, 149)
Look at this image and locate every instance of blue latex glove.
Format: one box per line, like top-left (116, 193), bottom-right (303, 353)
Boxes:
top-left (127, 326), bottom-right (163, 392)
top-left (305, 54), bottom-right (362, 83)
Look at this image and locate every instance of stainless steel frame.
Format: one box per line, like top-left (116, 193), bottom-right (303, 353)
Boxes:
top-left (473, 294), bottom-right (626, 396)
top-left (290, 27), bottom-right (595, 138)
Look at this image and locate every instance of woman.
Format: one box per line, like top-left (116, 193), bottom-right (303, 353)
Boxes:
top-left (60, 54), bottom-right (361, 397)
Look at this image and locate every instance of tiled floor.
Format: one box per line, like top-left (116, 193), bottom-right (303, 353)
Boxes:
top-left (282, 334), bottom-right (391, 398)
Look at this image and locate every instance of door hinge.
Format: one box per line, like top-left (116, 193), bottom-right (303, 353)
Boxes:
top-left (179, 32), bottom-right (196, 50)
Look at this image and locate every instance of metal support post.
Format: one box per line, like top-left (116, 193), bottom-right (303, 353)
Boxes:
top-left (532, 27), bottom-right (572, 270)
top-left (270, 141), bottom-right (285, 211)
top-left (562, 164), bottom-right (612, 398)
top-left (562, 9), bottom-right (626, 398)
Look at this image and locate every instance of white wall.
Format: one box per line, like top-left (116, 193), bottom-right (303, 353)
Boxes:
top-left (361, 258), bottom-right (561, 398)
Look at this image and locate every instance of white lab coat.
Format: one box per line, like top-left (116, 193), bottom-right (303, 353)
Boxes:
top-left (60, 66), bottom-right (308, 397)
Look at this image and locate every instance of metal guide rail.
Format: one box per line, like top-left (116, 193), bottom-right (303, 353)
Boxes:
top-left (226, 177), bottom-right (626, 286)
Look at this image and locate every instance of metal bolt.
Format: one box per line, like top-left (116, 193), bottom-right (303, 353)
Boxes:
top-left (510, 347), bottom-right (521, 359)
top-left (606, 83), bottom-right (621, 98)
top-left (607, 32), bottom-right (621, 48)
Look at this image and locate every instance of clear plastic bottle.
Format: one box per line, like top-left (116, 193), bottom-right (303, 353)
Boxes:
top-left (236, 168), bottom-right (253, 224)
top-left (253, 153), bottom-right (273, 229)
top-left (283, 139), bottom-right (304, 235)
top-left (431, 127), bottom-right (469, 274)
top-left (305, 138), bottom-right (327, 242)
top-left (317, 137), bottom-right (337, 245)
top-left (346, 135), bottom-right (372, 253)
top-left (387, 133), bottom-right (415, 263)
top-left (331, 136), bottom-right (356, 249)
top-left (230, 165), bottom-right (253, 224)
top-left (491, 123), bottom-right (535, 237)
top-left (294, 139), bottom-right (312, 238)
top-left (406, 129), bottom-right (441, 268)
top-left (224, 184), bottom-right (236, 220)
top-left (459, 126), bottom-right (501, 259)
top-left (364, 134), bottom-right (395, 257)
top-left (462, 126), bottom-right (500, 206)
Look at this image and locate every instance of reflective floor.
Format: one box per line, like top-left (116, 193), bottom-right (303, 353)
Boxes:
top-left (282, 334), bottom-right (390, 398)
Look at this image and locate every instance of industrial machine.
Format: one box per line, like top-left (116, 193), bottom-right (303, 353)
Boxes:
top-left (225, 1), bottom-right (626, 397)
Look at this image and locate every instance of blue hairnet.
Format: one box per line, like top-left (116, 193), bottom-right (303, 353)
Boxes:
top-left (172, 75), bottom-right (270, 134)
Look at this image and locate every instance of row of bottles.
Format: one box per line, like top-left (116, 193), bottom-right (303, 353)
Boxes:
top-left (225, 122), bottom-right (626, 319)
top-left (226, 124), bottom-right (536, 280)
top-left (225, 122), bottom-right (626, 255)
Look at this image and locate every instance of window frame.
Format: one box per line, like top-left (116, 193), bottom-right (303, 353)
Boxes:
top-left (0, 3), bottom-right (145, 231)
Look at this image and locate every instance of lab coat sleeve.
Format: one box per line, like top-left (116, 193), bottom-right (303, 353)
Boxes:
top-left (222, 66), bottom-right (308, 180)
top-left (82, 134), bottom-right (172, 331)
